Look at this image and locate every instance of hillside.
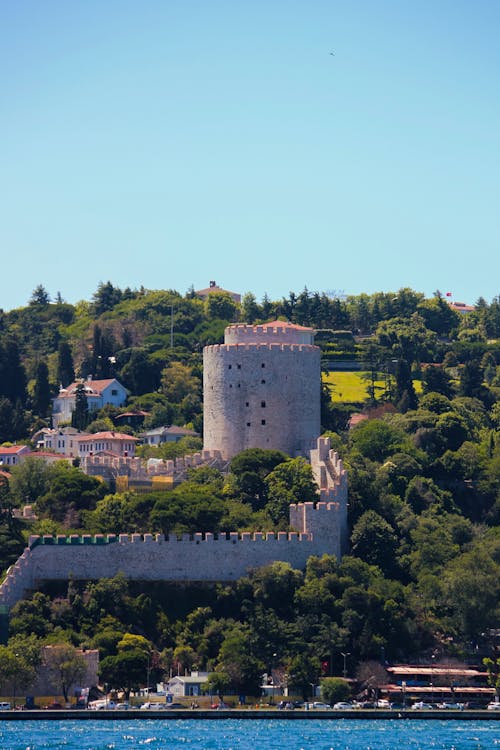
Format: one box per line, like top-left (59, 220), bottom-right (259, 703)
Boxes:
top-left (0, 284), bottom-right (499, 697)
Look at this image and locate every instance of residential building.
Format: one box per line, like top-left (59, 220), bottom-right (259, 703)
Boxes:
top-left (194, 280), bottom-right (241, 304)
top-left (34, 427), bottom-right (89, 458)
top-left (140, 425), bottom-right (199, 446)
top-left (76, 431), bottom-right (139, 459)
top-left (0, 445), bottom-right (30, 467)
top-left (52, 378), bottom-right (128, 427)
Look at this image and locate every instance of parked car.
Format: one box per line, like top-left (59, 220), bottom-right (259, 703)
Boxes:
top-left (411, 702), bottom-right (433, 710)
top-left (436, 702), bottom-right (463, 710)
top-left (88, 700), bottom-right (116, 710)
top-left (115, 702), bottom-right (129, 710)
top-left (164, 702), bottom-right (185, 709)
top-left (312, 701), bottom-right (331, 710)
top-left (0, 702), bottom-right (11, 711)
top-left (487, 701), bottom-right (500, 711)
top-left (333, 702), bottom-right (355, 710)
top-left (375, 699), bottom-right (392, 709)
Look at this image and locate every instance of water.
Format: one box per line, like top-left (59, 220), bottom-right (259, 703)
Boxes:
top-left (0, 719), bottom-right (498, 750)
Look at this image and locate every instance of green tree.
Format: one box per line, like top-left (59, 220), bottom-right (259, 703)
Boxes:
top-left (351, 510), bottom-right (399, 577)
top-left (9, 456), bottom-right (54, 506)
top-left (36, 465), bottom-right (107, 525)
top-left (161, 362), bottom-right (201, 403)
top-left (287, 653), bottom-right (321, 700)
top-left (0, 646), bottom-right (36, 705)
top-left (32, 361), bottom-right (52, 418)
top-left (57, 342), bottom-right (75, 388)
top-left (320, 677), bottom-right (351, 705)
top-left (216, 624), bottom-right (264, 695)
top-left (205, 292), bottom-right (238, 321)
top-left (265, 457), bottom-right (318, 525)
top-left (29, 284), bottom-right (50, 306)
top-left (43, 643), bottom-right (87, 702)
top-left (71, 383), bottom-right (89, 430)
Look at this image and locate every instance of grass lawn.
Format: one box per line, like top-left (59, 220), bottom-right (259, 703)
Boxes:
top-left (323, 371), bottom-right (422, 403)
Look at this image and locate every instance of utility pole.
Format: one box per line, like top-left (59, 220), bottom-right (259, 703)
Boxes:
top-left (341, 652), bottom-right (350, 679)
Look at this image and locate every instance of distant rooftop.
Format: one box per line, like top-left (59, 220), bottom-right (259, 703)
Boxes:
top-left (194, 280), bottom-right (241, 304)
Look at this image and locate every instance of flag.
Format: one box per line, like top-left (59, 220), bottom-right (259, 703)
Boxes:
top-left (446, 292), bottom-right (452, 297)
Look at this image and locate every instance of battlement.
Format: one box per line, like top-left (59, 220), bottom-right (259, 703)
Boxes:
top-left (203, 343), bottom-right (319, 354)
top-left (0, 434), bottom-right (347, 612)
top-left (224, 321), bottom-right (315, 346)
top-left (28, 530), bottom-right (313, 548)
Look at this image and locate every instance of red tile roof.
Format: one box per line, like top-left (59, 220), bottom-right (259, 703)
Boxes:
top-left (76, 431), bottom-right (139, 442)
top-left (0, 445), bottom-right (29, 455)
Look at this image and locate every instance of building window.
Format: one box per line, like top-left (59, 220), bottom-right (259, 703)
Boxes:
top-left (261, 419), bottom-right (266, 425)
top-left (245, 402), bottom-right (249, 407)
top-left (111, 389), bottom-right (118, 396)
top-left (261, 401), bottom-right (266, 408)
top-left (228, 364), bottom-right (232, 369)
top-left (261, 363), bottom-right (265, 368)
top-left (237, 364), bottom-right (241, 369)
top-left (261, 379), bottom-right (266, 384)
top-left (246, 422), bottom-right (251, 427)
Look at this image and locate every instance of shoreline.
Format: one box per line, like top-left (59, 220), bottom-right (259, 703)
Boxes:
top-left (0, 709), bottom-right (499, 721)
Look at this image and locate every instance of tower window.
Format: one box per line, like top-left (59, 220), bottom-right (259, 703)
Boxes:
top-left (261, 379), bottom-right (266, 384)
top-left (228, 364), bottom-right (232, 369)
top-left (261, 419), bottom-right (266, 425)
top-left (245, 401), bottom-right (249, 407)
top-left (261, 401), bottom-right (266, 408)
top-left (261, 363), bottom-right (265, 368)
top-left (237, 364), bottom-right (241, 369)
top-left (246, 422), bottom-right (251, 427)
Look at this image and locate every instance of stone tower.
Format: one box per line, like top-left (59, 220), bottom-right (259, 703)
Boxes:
top-left (203, 320), bottom-right (321, 459)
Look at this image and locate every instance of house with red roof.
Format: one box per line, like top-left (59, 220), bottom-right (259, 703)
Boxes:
top-left (52, 377), bottom-right (128, 426)
top-left (0, 445), bottom-right (30, 467)
top-left (194, 280), bottom-right (241, 304)
top-left (76, 431), bottom-right (139, 459)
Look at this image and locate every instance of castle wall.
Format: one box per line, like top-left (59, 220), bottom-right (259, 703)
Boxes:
top-left (0, 437), bottom-right (349, 612)
top-left (203, 343), bottom-right (321, 459)
top-left (0, 520), bottom-right (340, 610)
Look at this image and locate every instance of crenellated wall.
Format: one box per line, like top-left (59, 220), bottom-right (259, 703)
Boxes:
top-left (0, 431), bottom-right (348, 618)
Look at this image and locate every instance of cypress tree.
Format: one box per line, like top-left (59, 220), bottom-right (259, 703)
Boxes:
top-left (71, 383), bottom-right (89, 430)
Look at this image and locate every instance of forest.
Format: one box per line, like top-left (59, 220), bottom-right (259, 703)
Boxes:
top-left (0, 282), bottom-right (499, 698)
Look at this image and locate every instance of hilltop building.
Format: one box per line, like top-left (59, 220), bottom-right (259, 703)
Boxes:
top-left (194, 280), bottom-right (241, 304)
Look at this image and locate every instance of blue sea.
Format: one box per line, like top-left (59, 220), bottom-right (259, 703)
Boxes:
top-left (0, 719), bottom-right (498, 750)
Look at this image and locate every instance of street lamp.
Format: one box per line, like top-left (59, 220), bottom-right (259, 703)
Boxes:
top-left (341, 652), bottom-right (351, 680)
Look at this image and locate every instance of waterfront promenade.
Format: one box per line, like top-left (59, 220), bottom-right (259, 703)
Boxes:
top-left (0, 708), bottom-right (498, 721)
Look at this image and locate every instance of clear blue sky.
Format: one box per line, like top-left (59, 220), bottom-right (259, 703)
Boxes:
top-left (1, 0), bottom-right (499, 312)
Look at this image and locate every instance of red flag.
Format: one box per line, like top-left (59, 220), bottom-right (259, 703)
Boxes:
top-left (446, 292), bottom-right (452, 297)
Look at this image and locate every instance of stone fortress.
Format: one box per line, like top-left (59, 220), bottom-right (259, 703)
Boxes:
top-left (0, 320), bottom-right (348, 611)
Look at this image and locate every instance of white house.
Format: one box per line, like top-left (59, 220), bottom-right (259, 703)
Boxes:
top-left (34, 427), bottom-right (90, 457)
top-left (0, 445), bottom-right (30, 467)
top-left (52, 378), bottom-right (128, 427)
top-left (76, 431), bottom-right (139, 458)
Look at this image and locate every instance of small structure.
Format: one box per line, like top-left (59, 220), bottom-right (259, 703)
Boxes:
top-left (140, 425), bottom-right (199, 446)
top-left (194, 280), bottom-right (241, 304)
top-left (165, 671), bottom-right (209, 697)
top-left (52, 378), bottom-right (128, 427)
